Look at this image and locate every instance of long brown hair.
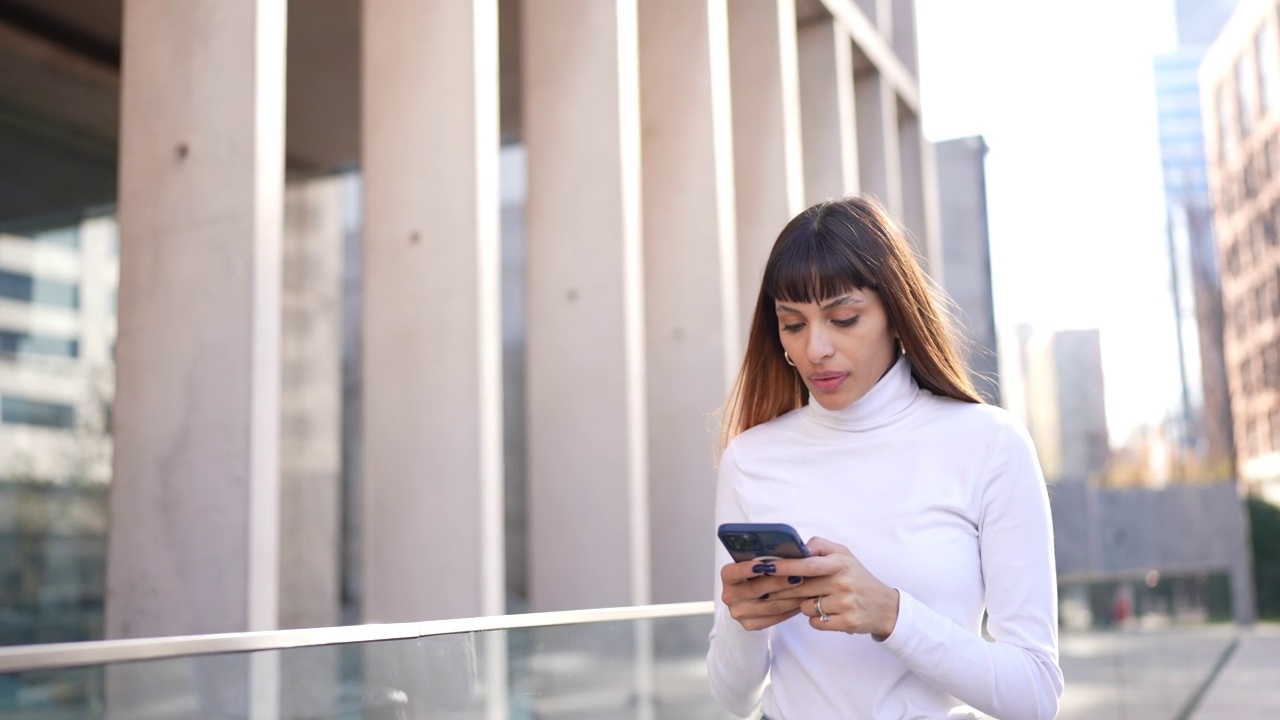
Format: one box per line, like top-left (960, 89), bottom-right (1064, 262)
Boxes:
top-left (719, 195), bottom-right (981, 447)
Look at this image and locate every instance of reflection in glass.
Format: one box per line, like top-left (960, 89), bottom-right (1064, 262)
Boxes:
top-left (0, 613), bottom-right (733, 719)
top-left (0, 216), bottom-right (117, 648)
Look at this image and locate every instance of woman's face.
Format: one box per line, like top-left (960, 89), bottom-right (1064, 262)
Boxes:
top-left (775, 288), bottom-right (898, 411)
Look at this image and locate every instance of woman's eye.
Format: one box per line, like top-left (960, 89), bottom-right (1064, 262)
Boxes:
top-left (781, 323), bottom-right (804, 333)
top-left (832, 316), bottom-right (859, 327)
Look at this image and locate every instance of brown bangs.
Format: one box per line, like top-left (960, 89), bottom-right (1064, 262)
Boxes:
top-left (762, 217), bottom-right (877, 304)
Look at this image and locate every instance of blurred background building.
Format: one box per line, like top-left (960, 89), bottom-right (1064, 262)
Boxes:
top-left (1013, 327), bottom-right (1110, 484)
top-left (1152, 0), bottom-right (1241, 481)
top-left (1202, 0), bottom-right (1280, 505)
top-left (936, 135), bottom-right (1001, 406)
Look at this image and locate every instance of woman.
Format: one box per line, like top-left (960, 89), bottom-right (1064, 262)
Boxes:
top-left (708, 196), bottom-right (1062, 719)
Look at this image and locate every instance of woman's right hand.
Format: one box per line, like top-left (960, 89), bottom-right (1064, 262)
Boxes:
top-left (720, 560), bottom-right (806, 631)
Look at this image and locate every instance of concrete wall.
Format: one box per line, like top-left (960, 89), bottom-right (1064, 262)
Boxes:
top-left (1050, 479), bottom-right (1256, 623)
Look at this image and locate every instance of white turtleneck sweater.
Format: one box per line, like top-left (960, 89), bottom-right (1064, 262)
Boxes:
top-left (707, 355), bottom-right (1063, 720)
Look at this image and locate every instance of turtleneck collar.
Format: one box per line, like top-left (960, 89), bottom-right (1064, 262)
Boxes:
top-left (807, 353), bottom-right (919, 431)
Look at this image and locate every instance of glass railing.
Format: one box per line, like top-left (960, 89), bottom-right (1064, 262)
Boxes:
top-left (0, 601), bottom-right (731, 719)
top-left (0, 599), bottom-right (1266, 719)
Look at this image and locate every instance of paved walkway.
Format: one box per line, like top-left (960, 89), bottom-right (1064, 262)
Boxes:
top-left (1057, 622), bottom-right (1280, 720)
top-left (1190, 622), bottom-right (1280, 719)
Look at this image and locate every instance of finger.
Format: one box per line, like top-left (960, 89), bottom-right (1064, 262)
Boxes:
top-left (721, 559), bottom-right (778, 584)
top-left (770, 554), bottom-right (843, 579)
top-left (804, 536), bottom-right (850, 557)
top-left (738, 607), bottom-right (803, 632)
top-left (766, 578), bottom-right (833, 603)
top-left (722, 573), bottom-right (800, 605)
top-left (809, 614), bottom-right (844, 632)
top-left (804, 596), bottom-right (838, 628)
top-left (753, 596), bottom-right (803, 615)
top-left (728, 596), bottom-right (802, 624)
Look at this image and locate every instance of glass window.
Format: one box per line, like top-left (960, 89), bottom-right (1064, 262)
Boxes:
top-left (1257, 24), bottom-right (1280, 114)
top-left (0, 396), bottom-right (76, 429)
top-left (0, 270), bottom-right (79, 309)
top-left (0, 331), bottom-right (78, 359)
top-left (28, 225), bottom-right (79, 250)
top-left (1218, 83), bottom-right (1234, 160)
top-left (1238, 57), bottom-right (1257, 138)
top-left (1264, 343), bottom-right (1279, 390)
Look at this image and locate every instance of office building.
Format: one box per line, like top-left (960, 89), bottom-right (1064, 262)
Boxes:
top-left (1017, 328), bottom-right (1111, 483)
top-left (1153, 0), bottom-right (1239, 477)
top-left (1201, 0), bottom-right (1280, 502)
top-left (0, 0), bottom-right (941, 643)
top-left (935, 135), bottom-right (1000, 405)
top-left (0, 216), bottom-right (116, 644)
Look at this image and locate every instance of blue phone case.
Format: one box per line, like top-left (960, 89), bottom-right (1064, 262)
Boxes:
top-left (717, 522), bottom-right (810, 563)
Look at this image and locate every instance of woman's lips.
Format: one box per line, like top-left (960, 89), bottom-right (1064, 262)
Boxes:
top-left (808, 372), bottom-right (848, 392)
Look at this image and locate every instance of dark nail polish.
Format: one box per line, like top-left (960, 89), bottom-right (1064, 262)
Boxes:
top-left (788, 576), bottom-right (802, 585)
top-left (752, 563), bottom-right (777, 575)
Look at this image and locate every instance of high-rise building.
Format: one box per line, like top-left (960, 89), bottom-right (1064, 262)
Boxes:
top-left (1017, 328), bottom-right (1110, 483)
top-left (936, 136), bottom-right (1000, 405)
top-left (1153, 0), bottom-right (1239, 476)
top-left (1201, 0), bottom-right (1280, 502)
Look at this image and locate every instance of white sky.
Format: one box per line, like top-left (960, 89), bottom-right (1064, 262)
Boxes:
top-left (916, 0), bottom-right (1186, 444)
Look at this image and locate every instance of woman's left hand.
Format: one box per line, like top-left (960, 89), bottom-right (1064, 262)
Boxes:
top-left (768, 536), bottom-right (900, 638)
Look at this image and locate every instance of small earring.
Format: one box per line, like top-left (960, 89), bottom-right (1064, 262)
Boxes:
top-left (784, 351), bottom-right (796, 367)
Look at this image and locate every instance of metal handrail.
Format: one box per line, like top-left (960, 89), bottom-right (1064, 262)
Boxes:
top-left (0, 601), bottom-right (714, 674)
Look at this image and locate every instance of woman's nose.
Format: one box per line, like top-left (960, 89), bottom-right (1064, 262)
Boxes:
top-left (807, 328), bottom-right (834, 362)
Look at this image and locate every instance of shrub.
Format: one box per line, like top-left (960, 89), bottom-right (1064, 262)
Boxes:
top-left (1248, 496), bottom-right (1280, 619)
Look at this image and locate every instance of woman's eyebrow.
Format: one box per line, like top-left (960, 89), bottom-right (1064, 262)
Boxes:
top-left (776, 296), bottom-right (863, 315)
top-left (822, 296), bottom-right (862, 310)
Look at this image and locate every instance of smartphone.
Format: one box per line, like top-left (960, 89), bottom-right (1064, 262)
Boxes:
top-left (717, 522), bottom-right (810, 563)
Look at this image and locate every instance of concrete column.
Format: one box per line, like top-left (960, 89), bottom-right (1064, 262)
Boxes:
top-left (799, 19), bottom-right (858, 204)
top-left (728, 0), bottom-right (805, 334)
top-left (898, 108), bottom-right (943, 277)
top-left (523, 0), bottom-right (648, 611)
top-left (854, 0), bottom-right (890, 31)
top-left (891, 0), bottom-right (918, 76)
top-left (107, 2), bottom-right (284, 715)
top-left (361, 0), bottom-right (504, 622)
top-left (108, 0), bottom-right (285, 641)
top-left (854, 69), bottom-right (903, 221)
top-left (639, 0), bottom-right (739, 604)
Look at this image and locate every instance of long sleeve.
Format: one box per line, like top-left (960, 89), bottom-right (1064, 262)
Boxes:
top-left (880, 421), bottom-right (1064, 720)
top-left (706, 444), bottom-right (771, 718)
